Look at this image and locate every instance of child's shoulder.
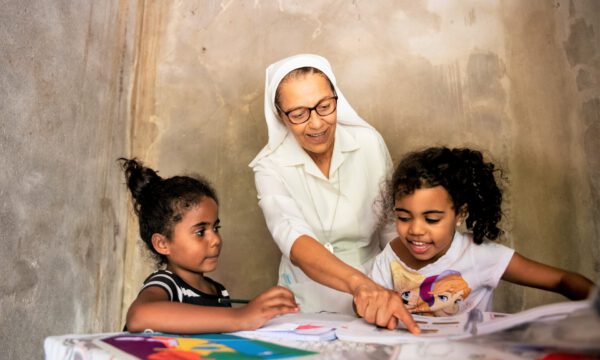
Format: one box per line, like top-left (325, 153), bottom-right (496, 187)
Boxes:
top-left (140, 270), bottom-right (180, 301)
top-left (141, 271), bottom-right (229, 301)
top-left (460, 232), bottom-right (515, 265)
top-left (143, 269), bottom-right (176, 283)
top-left (374, 241), bottom-right (399, 262)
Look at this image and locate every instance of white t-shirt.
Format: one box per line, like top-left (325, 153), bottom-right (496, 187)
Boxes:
top-left (251, 124), bottom-right (396, 314)
top-left (370, 231), bottom-right (515, 316)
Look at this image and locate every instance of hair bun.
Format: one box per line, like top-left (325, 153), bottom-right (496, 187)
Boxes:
top-left (118, 158), bottom-right (162, 203)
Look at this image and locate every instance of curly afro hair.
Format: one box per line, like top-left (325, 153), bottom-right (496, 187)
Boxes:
top-left (384, 147), bottom-right (504, 244)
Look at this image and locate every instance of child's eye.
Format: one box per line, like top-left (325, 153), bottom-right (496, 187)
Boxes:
top-left (214, 225), bottom-right (221, 233)
top-left (437, 295), bottom-right (449, 302)
top-left (425, 218), bottom-right (441, 224)
top-left (195, 229), bottom-right (206, 237)
top-left (397, 216), bottom-right (411, 222)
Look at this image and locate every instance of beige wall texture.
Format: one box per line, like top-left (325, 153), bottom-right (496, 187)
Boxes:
top-left (0, 1), bottom-right (137, 359)
top-left (1, 1), bottom-right (599, 358)
top-left (126, 0), bottom-right (600, 314)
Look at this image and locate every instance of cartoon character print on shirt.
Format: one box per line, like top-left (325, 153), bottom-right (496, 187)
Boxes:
top-left (391, 261), bottom-right (472, 316)
top-left (390, 261), bottom-right (424, 310)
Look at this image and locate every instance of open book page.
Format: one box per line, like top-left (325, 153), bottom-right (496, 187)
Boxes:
top-left (231, 313), bottom-right (356, 342)
top-left (336, 300), bottom-right (591, 344)
top-left (468, 299), bottom-right (590, 336)
top-left (336, 317), bottom-right (471, 344)
top-left (470, 302), bottom-right (600, 354)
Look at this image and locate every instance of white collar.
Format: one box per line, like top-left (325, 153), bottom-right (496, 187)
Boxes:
top-left (268, 125), bottom-right (360, 181)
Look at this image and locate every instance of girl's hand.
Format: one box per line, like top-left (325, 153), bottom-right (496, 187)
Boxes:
top-left (237, 286), bottom-right (299, 330)
top-left (352, 281), bottom-right (420, 334)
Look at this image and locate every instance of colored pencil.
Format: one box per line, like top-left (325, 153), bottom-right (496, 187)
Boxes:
top-left (218, 298), bottom-right (250, 304)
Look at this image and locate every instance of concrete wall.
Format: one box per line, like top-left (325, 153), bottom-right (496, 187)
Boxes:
top-left (125, 0), bottom-right (599, 315)
top-left (1, 1), bottom-right (599, 358)
top-left (0, 1), bottom-right (136, 359)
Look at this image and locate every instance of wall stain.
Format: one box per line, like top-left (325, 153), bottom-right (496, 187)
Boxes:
top-left (564, 0), bottom-right (600, 274)
top-left (466, 51), bottom-right (506, 103)
top-left (100, 196), bottom-right (120, 251)
top-left (569, 0), bottom-right (576, 17)
top-left (0, 259), bottom-right (37, 296)
top-left (576, 68), bottom-right (596, 90)
top-left (129, 0), bottom-right (169, 161)
top-left (465, 8), bottom-right (476, 26)
top-left (564, 18), bottom-right (596, 67)
top-left (583, 98), bottom-right (600, 206)
top-left (465, 50), bottom-right (507, 135)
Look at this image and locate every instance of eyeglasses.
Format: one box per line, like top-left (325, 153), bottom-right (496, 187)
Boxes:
top-left (277, 96), bottom-right (338, 124)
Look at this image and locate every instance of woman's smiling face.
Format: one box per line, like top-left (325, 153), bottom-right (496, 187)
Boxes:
top-left (394, 186), bottom-right (462, 268)
top-left (276, 72), bottom-right (337, 162)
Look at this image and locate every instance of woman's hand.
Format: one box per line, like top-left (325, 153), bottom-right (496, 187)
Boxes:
top-left (237, 286), bottom-right (299, 330)
top-left (352, 280), bottom-right (420, 334)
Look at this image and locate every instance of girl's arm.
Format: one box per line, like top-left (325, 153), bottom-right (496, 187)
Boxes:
top-left (126, 286), bottom-right (299, 334)
top-left (502, 252), bottom-right (595, 300)
top-left (290, 235), bottom-right (420, 334)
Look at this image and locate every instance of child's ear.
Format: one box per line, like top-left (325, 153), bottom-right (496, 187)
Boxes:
top-left (151, 233), bottom-right (170, 255)
top-left (457, 205), bottom-right (468, 225)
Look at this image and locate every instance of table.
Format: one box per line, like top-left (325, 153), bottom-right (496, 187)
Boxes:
top-left (44, 312), bottom-right (600, 360)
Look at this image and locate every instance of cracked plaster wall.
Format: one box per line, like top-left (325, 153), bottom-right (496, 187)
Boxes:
top-left (1, 1), bottom-right (599, 358)
top-left (0, 1), bottom-right (136, 358)
top-left (125, 0), bottom-right (599, 317)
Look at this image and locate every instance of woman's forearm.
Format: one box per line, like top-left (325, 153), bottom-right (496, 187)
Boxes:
top-left (289, 235), bottom-right (420, 334)
top-left (289, 235), bottom-right (371, 293)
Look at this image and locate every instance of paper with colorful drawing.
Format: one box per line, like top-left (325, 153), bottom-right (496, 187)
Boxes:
top-left (232, 312), bottom-right (355, 342)
top-left (92, 333), bottom-right (316, 359)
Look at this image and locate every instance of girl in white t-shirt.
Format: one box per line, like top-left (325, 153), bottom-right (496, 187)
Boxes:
top-left (370, 147), bottom-right (594, 316)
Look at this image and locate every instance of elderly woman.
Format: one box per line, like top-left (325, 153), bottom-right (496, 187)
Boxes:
top-left (249, 54), bottom-right (418, 332)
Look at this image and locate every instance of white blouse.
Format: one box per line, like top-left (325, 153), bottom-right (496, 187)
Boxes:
top-left (250, 124), bottom-right (396, 314)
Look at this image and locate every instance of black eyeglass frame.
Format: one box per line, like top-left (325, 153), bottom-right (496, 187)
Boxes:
top-left (276, 95), bottom-right (339, 125)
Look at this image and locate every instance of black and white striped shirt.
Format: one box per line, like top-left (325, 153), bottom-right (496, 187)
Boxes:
top-left (141, 270), bottom-right (231, 307)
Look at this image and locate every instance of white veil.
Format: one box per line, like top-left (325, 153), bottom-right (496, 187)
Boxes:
top-left (249, 54), bottom-right (373, 167)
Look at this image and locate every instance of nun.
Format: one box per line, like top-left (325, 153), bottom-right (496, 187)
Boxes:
top-left (249, 53), bottom-right (418, 333)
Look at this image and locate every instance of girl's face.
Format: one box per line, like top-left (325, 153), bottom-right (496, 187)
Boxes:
top-left (394, 186), bottom-right (461, 268)
top-left (276, 73), bottom-right (337, 162)
top-left (164, 196), bottom-right (222, 282)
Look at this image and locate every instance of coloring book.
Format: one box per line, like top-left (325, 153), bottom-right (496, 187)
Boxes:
top-left (336, 299), bottom-right (591, 344)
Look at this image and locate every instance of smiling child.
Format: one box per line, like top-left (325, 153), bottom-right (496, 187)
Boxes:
top-left (370, 147), bottom-right (595, 317)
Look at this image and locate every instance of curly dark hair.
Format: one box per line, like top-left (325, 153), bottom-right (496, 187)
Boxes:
top-left (384, 147), bottom-right (503, 244)
top-left (118, 158), bottom-right (218, 267)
